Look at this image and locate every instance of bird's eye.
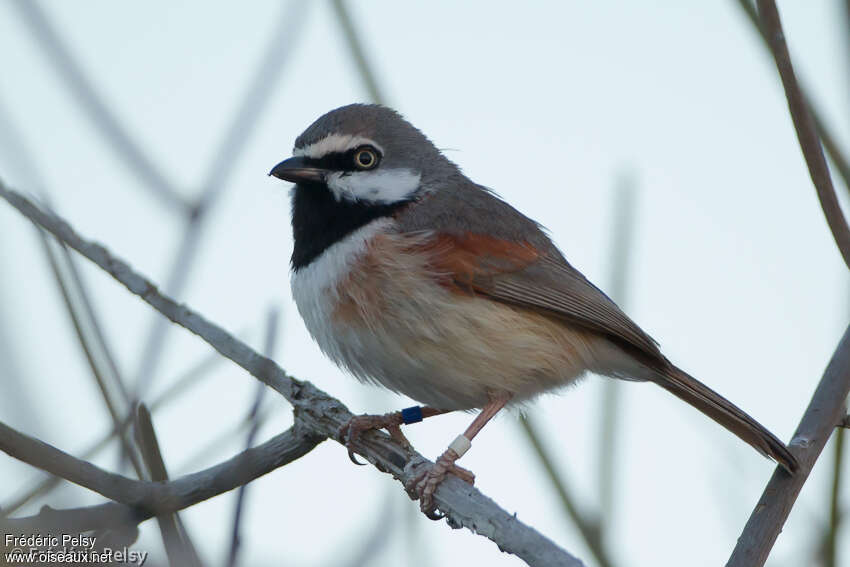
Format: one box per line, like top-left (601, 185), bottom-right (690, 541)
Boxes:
top-left (353, 147), bottom-right (379, 170)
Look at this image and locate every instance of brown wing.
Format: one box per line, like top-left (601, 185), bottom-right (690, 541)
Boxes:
top-left (412, 231), bottom-right (663, 362)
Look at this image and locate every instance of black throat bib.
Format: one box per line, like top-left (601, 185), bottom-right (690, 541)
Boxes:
top-left (290, 183), bottom-right (410, 271)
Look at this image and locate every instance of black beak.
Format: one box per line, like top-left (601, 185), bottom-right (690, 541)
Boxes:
top-left (268, 157), bottom-right (327, 184)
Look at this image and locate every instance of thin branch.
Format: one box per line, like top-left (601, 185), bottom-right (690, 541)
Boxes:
top-left (330, 0), bottom-right (386, 105)
top-left (742, 0), bottom-right (850, 269)
top-left (0, 421), bottom-right (325, 532)
top-left (733, 0), bottom-right (850, 197)
top-left (2, 339), bottom-right (235, 516)
top-left (727, 323), bottom-right (850, 566)
top-left (0, 416), bottom-right (150, 508)
top-left (727, 5), bottom-right (850, 562)
top-left (37, 233), bottom-right (144, 477)
top-left (0, 89), bottom-right (140, 480)
top-left (0, 184), bottom-right (587, 567)
top-left (3, 381), bottom-right (274, 522)
top-left (519, 416), bottom-right (612, 567)
top-left (61, 245), bottom-right (132, 406)
top-left (58, 239), bottom-right (139, 473)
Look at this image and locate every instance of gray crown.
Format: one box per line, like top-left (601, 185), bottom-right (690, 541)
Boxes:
top-left (295, 104), bottom-right (460, 185)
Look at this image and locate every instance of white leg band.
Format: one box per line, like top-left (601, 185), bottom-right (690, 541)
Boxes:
top-left (448, 434), bottom-right (472, 458)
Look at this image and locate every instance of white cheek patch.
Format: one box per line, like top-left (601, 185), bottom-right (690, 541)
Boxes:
top-left (326, 169), bottom-right (422, 204)
top-left (294, 134), bottom-right (383, 159)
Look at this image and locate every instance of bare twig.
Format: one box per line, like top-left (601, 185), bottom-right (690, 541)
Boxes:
top-left (727, 323), bottom-right (850, 566)
top-left (734, 0), bottom-right (850, 196)
top-left (744, 0), bottom-right (850, 269)
top-left (519, 416), bottom-right (611, 567)
top-left (0, 88), bottom-right (140, 481)
top-left (0, 184), bottom-right (586, 567)
top-left (726, 5), bottom-right (850, 563)
top-left (61, 245), bottom-right (132, 406)
top-left (37, 233), bottom-right (144, 477)
top-left (0, 420), bottom-right (325, 532)
top-left (57, 237), bottom-right (140, 489)
top-left (2, 340), bottom-right (235, 516)
top-left (134, 404), bottom-right (202, 567)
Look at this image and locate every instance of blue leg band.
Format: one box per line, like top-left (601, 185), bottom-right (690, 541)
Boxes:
top-left (401, 406), bottom-right (424, 424)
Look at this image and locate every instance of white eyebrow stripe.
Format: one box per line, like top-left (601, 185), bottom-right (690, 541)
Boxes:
top-left (293, 134), bottom-right (384, 159)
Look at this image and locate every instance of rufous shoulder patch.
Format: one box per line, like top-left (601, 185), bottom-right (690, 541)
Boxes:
top-left (410, 232), bottom-right (540, 293)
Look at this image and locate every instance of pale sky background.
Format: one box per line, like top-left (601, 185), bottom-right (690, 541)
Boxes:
top-left (0, 1), bottom-right (848, 566)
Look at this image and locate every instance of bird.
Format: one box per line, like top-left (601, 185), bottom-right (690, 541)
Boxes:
top-left (269, 103), bottom-right (798, 517)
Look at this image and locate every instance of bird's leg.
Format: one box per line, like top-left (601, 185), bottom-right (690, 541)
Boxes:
top-left (340, 406), bottom-right (449, 463)
top-left (411, 392), bottom-right (512, 519)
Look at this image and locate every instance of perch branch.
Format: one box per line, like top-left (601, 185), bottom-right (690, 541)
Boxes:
top-left (727, 323), bottom-right (850, 566)
top-left (0, 182), bottom-right (585, 567)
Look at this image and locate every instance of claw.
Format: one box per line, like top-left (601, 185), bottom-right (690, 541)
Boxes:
top-left (347, 449), bottom-right (367, 466)
top-left (410, 449), bottom-right (475, 519)
top-left (424, 507), bottom-right (445, 521)
top-left (339, 412), bottom-right (407, 466)
top-left (386, 424), bottom-right (412, 449)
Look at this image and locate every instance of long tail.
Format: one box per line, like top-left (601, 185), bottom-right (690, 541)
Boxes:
top-left (652, 364), bottom-right (798, 473)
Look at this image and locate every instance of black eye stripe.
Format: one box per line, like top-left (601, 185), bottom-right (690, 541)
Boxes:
top-left (302, 145), bottom-right (381, 172)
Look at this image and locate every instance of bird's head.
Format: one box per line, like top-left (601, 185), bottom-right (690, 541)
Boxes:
top-left (270, 104), bottom-right (457, 205)
top-left (270, 104), bottom-right (460, 269)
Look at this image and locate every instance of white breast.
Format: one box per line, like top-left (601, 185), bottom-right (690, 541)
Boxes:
top-left (290, 218), bottom-right (395, 367)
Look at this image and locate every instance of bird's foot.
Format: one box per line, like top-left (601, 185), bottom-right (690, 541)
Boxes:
top-left (406, 449), bottom-right (475, 520)
top-left (339, 412), bottom-right (411, 464)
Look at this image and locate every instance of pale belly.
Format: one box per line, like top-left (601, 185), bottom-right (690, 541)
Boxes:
top-left (291, 220), bottom-right (628, 410)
